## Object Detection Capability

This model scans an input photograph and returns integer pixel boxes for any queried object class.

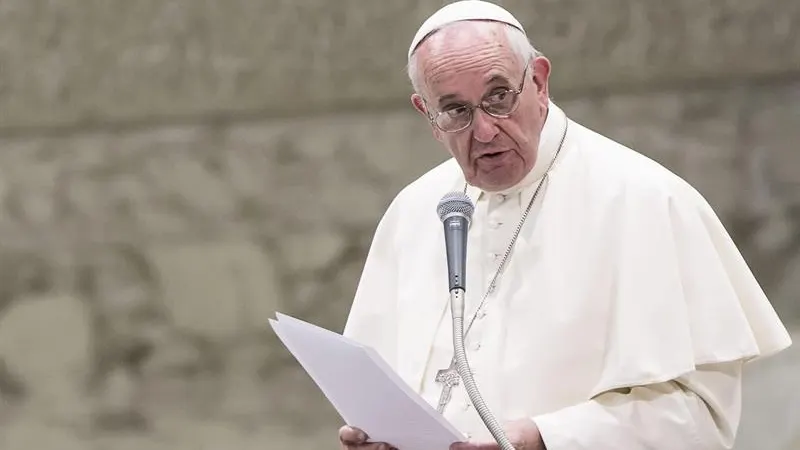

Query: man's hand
[449,418,545,450]
[339,425,398,450]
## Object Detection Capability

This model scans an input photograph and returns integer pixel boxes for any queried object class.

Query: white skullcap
[408,0,526,59]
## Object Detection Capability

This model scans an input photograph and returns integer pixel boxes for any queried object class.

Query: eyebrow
[486,74,512,85]
[437,93,460,106]
[435,73,514,106]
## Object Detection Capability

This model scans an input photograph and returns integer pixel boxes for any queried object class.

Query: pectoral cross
[435,363,461,413]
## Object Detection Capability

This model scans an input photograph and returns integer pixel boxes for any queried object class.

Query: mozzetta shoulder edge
[385,157,463,218]
[571,122,717,219]
[368,158,462,249]
[395,158,462,204]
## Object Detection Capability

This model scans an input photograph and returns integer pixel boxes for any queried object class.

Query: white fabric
[534,361,743,449]
[342,101,792,447]
[408,1,526,59]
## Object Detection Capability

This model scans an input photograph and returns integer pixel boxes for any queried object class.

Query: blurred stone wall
[0,1,797,449]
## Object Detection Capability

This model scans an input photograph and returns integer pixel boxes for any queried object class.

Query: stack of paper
[269,312,465,450]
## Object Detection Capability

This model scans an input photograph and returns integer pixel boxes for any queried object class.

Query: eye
[444,105,470,118]
[486,89,511,103]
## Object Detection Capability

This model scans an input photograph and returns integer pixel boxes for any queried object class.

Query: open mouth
[480,151,506,159]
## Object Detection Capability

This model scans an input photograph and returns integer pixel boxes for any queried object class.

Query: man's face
[411,21,551,192]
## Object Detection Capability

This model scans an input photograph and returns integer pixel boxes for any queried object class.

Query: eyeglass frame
[421,66,530,133]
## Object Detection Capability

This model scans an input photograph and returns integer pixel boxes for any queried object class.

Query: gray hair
[407,21,540,95]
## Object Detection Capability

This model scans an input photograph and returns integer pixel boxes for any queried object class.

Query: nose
[471,108,499,143]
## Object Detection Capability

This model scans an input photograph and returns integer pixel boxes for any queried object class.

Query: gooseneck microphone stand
[438,192,516,450]
[449,287,515,450]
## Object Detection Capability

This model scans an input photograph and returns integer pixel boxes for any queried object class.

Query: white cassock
[342,101,792,449]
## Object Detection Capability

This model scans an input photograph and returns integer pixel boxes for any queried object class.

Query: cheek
[499,119,531,149]
[509,105,544,145]
[445,135,471,159]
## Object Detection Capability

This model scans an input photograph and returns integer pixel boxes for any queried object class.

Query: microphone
[436,191,474,293]
[436,192,515,450]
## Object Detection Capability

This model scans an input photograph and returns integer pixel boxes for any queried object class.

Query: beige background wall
[0,1,797,449]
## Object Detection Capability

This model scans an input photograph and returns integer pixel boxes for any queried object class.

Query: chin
[476,179,516,192]
[482,171,525,191]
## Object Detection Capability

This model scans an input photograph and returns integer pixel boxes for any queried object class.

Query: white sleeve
[532,361,743,450]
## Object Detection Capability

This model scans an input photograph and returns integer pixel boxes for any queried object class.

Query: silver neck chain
[458,116,569,341]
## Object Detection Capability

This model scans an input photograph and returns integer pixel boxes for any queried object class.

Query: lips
[478,150,507,159]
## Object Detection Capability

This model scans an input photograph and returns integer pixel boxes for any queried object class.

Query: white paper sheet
[269,312,465,450]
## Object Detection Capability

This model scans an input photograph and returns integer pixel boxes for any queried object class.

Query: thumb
[339,425,368,444]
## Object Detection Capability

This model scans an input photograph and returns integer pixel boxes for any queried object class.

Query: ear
[411,93,427,116]
[530,56,551,101]
[411,93,444,141]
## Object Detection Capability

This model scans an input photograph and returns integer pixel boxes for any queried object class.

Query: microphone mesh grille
[437,191,475,222]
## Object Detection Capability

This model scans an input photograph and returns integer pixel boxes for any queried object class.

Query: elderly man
[338,1,792,449]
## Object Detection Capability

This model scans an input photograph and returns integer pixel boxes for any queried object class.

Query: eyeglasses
[424,67,529,133]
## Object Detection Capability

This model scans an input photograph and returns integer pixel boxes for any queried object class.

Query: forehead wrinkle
[416,21,519,101]
[426,51,508,95]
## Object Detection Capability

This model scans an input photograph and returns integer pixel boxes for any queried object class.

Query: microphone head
[437,191,475,223]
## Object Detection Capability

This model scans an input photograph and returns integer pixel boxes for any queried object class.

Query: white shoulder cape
[343,116,792,400]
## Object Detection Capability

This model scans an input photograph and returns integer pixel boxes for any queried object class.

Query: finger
[372,444,398,450]
[450,442,499,450]
[339,425,368,445]
[346,443,395,450]
[365,441,397,449]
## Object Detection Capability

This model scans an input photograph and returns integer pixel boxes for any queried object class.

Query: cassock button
[489,220,502,229]
[495,194,506,203]
[463,402,471,411]
[464,432,472,440]
[477,310,487,319]
[472,342,481,351]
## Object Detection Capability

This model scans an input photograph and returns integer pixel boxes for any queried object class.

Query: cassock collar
[464,100,567,202]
